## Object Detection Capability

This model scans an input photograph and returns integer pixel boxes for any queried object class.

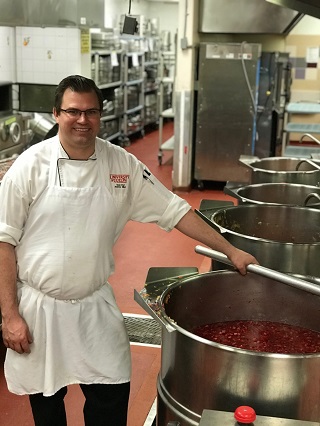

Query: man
[0,75,258,425]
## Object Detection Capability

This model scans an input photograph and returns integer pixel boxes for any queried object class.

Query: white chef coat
[0,136,191,396]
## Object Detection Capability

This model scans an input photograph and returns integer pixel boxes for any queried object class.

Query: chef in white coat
[0,75,258,426]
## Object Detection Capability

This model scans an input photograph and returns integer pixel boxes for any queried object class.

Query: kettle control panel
[199,410,320,426]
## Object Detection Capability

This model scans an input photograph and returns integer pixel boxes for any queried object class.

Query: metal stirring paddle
[195,245,320,297]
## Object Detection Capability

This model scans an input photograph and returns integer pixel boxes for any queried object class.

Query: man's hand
[228,248,259,275]
[2,314,33,354]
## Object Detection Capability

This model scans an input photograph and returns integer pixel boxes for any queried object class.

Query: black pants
[29,382,130,426]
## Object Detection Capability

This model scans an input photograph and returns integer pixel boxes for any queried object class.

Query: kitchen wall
[15,26,81,84]
[283,15,320,141]
[0,0,179,85]
[285,15,320,102]
[103,0,178,47]
[0,0,179,47]
[0,27,16,81]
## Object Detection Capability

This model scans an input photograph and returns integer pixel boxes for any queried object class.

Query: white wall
[104,0,178,44]
[104,0,147,30]
[0,27,16,82]
[289,15,320,35]
[286,15,320,103]
[147,1,179,44]
[16,26,82,84]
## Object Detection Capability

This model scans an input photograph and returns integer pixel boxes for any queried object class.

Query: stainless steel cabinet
[194,42,261,185]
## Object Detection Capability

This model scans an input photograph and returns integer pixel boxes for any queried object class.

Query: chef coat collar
[58,140,97,161]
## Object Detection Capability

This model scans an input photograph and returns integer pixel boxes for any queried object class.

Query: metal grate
[123,314,161,346]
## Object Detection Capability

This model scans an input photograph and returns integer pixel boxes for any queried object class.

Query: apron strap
[48,139,60,187]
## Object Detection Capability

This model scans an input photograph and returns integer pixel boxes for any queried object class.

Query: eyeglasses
[60,108,101,118]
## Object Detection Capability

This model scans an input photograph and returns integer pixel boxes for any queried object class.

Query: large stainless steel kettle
[239,156,320,185]
[210,204,320,277]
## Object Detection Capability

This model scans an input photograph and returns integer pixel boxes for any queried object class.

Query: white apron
[5,141,131,396]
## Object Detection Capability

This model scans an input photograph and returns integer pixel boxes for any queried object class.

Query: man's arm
[175,209,258,275]
[0,242,32,354]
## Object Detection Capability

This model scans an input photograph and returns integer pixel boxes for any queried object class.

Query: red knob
[234,406,256,424]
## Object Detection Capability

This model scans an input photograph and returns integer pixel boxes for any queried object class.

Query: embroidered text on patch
[110,174,130,188]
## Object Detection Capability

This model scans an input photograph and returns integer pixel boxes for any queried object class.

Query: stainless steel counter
[199,409,320,426]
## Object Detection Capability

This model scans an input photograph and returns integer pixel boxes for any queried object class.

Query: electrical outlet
[180,37,188,50]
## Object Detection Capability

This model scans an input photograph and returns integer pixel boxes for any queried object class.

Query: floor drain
[123,314,161,346]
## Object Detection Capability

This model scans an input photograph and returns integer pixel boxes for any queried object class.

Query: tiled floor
[0,122,234,425]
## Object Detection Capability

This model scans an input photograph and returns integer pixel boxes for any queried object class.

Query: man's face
[53,88,101,155]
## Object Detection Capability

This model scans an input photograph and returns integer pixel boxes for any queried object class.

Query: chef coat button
[234,406,256,424]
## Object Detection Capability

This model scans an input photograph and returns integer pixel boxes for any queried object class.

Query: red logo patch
[110,174,129,184]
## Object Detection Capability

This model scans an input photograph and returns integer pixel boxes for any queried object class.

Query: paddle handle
[195,245,320,297]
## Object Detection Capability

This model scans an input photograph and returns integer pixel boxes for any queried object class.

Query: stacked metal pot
[239,156,320,186]
[221,156,320,277]
[135,156,320,426]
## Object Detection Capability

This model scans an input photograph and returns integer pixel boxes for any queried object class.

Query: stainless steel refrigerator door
[194,42,261,183]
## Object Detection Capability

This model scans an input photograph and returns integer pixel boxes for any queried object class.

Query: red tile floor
[0,122,235,425]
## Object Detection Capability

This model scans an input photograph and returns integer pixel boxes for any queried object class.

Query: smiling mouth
[74,128,90,132]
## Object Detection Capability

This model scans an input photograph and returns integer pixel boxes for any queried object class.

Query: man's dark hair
[54,75,104,114]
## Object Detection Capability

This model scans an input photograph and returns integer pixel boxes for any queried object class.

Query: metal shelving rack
[144,36,160,127]
[83,29,125,144]
[281,102,320,157]
[121,50,145,145]
[91,49,124,143]
[158,51,175,165]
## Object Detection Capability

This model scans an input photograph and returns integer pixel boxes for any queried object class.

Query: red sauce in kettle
[192,320,320,354]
